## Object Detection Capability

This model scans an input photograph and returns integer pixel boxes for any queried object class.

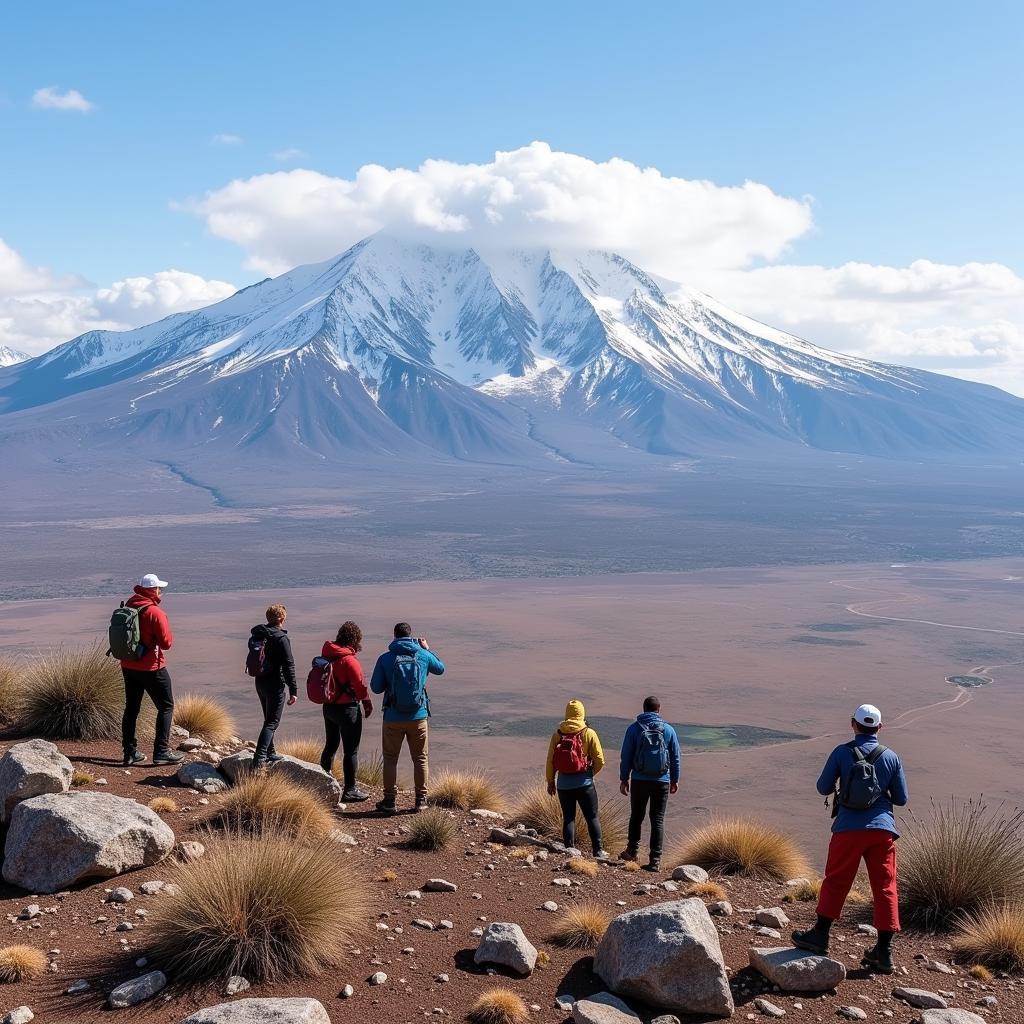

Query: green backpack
[108,602,143,661]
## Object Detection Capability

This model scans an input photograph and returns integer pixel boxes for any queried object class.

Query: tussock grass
[0,658,20,725]
[549,902,610,949]
[277,735,329,770]
[566,857,599,878]
[467,989,530,1024]
[968,963,994,981]
[685,880,728,901]
[668,818,809,881]
[210,774,336,840]
[148,796,178,814]
[508,847,535,861]
[0,945,47,983]
[953,904,1024,970]
[900,799,1024,928]
[620,860,641,872]
[429,769,506,812]
[146,831,367,981]
[18,645,126,740]
[173,694,235,744]
[357,748,384,788]
[782,876,869,905]
[405,807,457,851]
[377,869,398,883]
[511,784,627,853]
[71,769,94,787]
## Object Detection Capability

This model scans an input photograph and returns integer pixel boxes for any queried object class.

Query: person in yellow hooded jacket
[545,699,608,858]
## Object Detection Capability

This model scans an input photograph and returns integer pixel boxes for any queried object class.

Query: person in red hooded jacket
[119,573,183,767]
[319,620,373,802]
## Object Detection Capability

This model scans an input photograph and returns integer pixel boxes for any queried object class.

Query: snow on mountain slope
[1,234,1023,463]
[0,347,30,368]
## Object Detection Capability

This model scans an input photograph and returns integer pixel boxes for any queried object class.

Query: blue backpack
[387,649,429,716]
[633,721,669,776]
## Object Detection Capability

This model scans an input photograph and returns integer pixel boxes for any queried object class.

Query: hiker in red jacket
[319,620,374,802]
[119,573,183,767]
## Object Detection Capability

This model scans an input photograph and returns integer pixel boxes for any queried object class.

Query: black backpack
[833,741,888,815]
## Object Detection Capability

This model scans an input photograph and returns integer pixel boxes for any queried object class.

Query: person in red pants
[792,703,908,973]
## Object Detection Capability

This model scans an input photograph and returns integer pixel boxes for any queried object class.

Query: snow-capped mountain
[1,234,1023,463]
[0,346,30,368]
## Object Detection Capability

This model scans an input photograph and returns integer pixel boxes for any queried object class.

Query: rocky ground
[0,735,1018,1024]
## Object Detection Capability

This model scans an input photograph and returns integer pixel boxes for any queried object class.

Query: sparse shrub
[71,769,94,787]
[900,799,1024,928]
[953,904,1024,970]
[535,948,550,966]
[148,796,178,814]
[511,785,627,853]
[668,818,808,881]
[210,774,336,840]
[405,807,457,851]
[430,769,506,812]
[173,694,235,744]
[0,945,47,983]
[378,869,398,883]
[146,831,367,981]
[968,963,994,981]
[18,645,125,740]
[549,902,610,949]
[621,860,641,872]
[783,877,869,905]
[508,847,534,861]
[467,989,530,1024]
[0,658,21,725]
[357,748,384,788]
[566,857,599,878]
[685,880,728,901]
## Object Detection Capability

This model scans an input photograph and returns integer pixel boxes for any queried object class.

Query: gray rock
[219,750,343,806]
[651,1016,682,1024]
[555,995,576,1011]
[179,737,207,751]
[107,886,134,903]
[785,877,811,887]
[543,900,559,912]
[928,960,956,974]
[894,988,948,1010]
[2,1009,33,1024]
[916,1013,987,1024]
[3,792,174,893]
[755,926,783,938]
[108,970,168,1008]
[474,921,538,976]
[749,947,846,993]
[671,864,709,884]
[572,992,640,1024]
[66,980,90,994]
[139,880,165,895]
[330,831,358,846]
[412,919,434,930]
[178,998,331,1023]
[340,985,355,998]
[224,976,250,995]
[489,827,516,844]
[755,907,790,929]
[176,840,206,862]
[423,878,457,892]
[0,739,73,821]
[754,998,786,1018]
[470,808,502,819]
[709,900,733,916]
[837,1009,866,1021]
[594,898,734,1018]
[177,761,228,795]
[369,971,387,986]
[975,996,997,1008]
[857,923,878,937]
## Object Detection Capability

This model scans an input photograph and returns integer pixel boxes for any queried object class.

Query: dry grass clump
[377,869,398,883]
[566,857,599,878]
[782,876,869,905]
[173,694,235,744]
[0,945,47,983]
[549,902,610,949]
[511,785,627,853]
[357,748,384,788]
[968,963,994,981]
[277,735,329,770]
[467,988,530,1024]
[953,904,1024,970]
[621,860,641,872]
[685,880,728,901]
[429,769,506,812]
[405,807,457,851]
[71,769,94,787]
[210,774,336,840]
[147,831,366,981]
[0,658,20,725]
[508,847,535,861]
[900,799,1024,928]
[668,818,808,881]
[148,796,178,814]
[18,645,125,740]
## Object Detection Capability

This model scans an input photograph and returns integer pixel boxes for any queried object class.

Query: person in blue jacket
[370,622,445,815]
[618,695,681,871]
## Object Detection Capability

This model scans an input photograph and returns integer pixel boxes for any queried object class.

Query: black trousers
[557,783,603,854]
[321,702,362,790]
[122,667,174,756]
[254,677,288,760]
[628,779,671,858]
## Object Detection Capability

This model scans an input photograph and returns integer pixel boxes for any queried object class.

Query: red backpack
[306,655,340,704]
[552,730,589,774]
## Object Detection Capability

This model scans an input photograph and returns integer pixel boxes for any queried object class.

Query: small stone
[19,904,41,920]
[108,887,134,904]
[709,900,733,916]
[572,992,640,1024]
[555,995,576,1011]
[651,1017,681,1024]
[785,877,811,887]
[857,923,878,937]
[836,1008,866,1021]
[753,998,786,1018]
[436,974,449,984]
[438,920,454,929]
[139,880,165,895]
[340,984,355,998]
[976,995,998,1008]
[2,1009,33,1024]
[225,975,250,995]
[552,877,572,887]
[115,921,134,932]
[928,960,956,974]
[108,970,167,1008]
[66,980,90,994]
[369,971,387,986]
[412,919,434,930]
[179,737,207,751]
[543,901,559,912]
[893,988,948,1010]
[671,864,710,884]
[754,907,790,929]
[176,840,206,862]
[755,926,782,938]
[404,890,422,900]
[423,878,457,892]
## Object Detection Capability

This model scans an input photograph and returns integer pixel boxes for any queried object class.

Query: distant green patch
[806,622,878,633]
[947,674,990,688]
[790,634,866,647]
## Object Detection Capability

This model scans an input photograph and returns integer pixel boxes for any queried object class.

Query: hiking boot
[619,846,639,863]
[594,849,611,861]
[792,924,831,956]
[152,750,184,766]
[375,798,397,816]
[861,942,895,974]
[266,751,285,763]
[413,794,428,812]
[123,749,145,767]
[342,787,370,803]
[642,857,662,872]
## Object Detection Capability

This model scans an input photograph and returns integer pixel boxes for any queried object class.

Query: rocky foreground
[0,735,1017,1024]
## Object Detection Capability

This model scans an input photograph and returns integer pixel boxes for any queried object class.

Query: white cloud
[0,238,84,295]
[272,147,307,162]
[212,133,243,145]
[94,270,236,322]
[186,141,814,277]
[32,86,94,112]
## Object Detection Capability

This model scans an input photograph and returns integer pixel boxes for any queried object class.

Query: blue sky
[3,1,1024,390]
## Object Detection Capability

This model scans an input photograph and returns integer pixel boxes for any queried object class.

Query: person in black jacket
[250,603,297,769]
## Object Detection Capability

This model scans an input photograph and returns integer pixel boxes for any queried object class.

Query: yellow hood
[559,699,587,734]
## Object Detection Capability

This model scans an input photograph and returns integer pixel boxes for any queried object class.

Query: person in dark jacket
[793,703,908,973]
[319,620,374,802]
[119,573,183,767]
[250,603,297,770]
[618,695,681,871]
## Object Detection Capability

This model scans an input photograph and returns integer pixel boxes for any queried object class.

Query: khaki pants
[382,719,429,800]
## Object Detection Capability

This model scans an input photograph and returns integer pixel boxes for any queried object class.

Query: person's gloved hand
[362,699,373,719]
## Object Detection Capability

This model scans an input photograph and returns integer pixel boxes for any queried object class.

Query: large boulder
[3,792,175,893]
[179,998,331,1024]
[916,1012,987,1024]
[218,751,343,806]
[474,922,538,976]
[748,947,846,992]
[0,739,73,821]
[593,898,734,1019]
[177,761,228,794]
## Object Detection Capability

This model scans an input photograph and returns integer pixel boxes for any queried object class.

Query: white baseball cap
[853,703,882,727]
[138,573,169,589]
